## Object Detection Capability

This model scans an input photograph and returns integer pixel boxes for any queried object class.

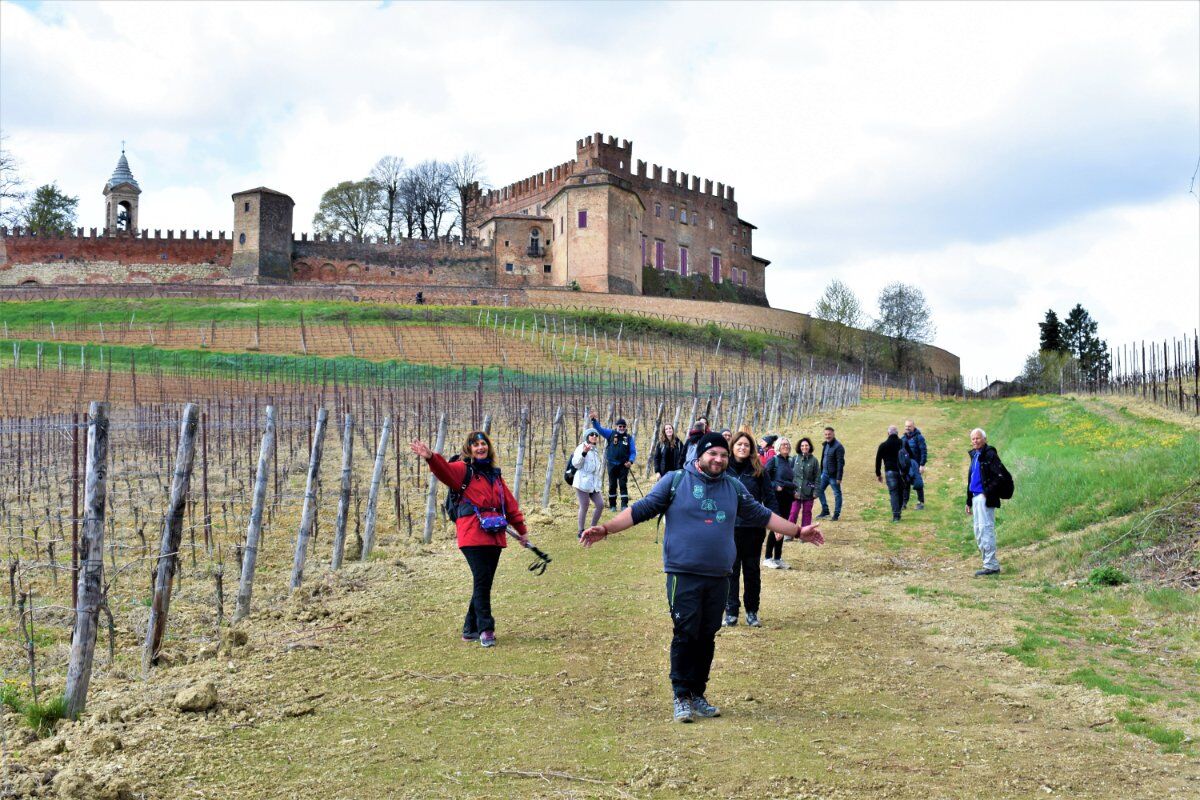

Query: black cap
[695,432,729,458]
[763,434,779,447]
[616,418,627,426]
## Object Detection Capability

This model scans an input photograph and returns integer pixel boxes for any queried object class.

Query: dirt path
[8,401,1195,799]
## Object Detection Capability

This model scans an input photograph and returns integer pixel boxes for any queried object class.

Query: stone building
[2,135,770,304]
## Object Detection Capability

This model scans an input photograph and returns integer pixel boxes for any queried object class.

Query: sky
[1,0,1197,382]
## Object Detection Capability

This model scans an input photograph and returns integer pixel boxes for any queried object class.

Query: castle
[0,133,770,305]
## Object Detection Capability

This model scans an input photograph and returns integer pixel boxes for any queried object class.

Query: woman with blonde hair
[410,431,528,648]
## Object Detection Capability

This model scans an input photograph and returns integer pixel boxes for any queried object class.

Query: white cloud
[1,0,1197,379]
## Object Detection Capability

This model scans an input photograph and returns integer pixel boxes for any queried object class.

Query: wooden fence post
[331,413,354,569]
[361,416,392,559]
[422,413,448,544]
[63,401,109,720]
[542,406,563,508]
[234,406,275,623]
[290,408,329,589]
[513,407,530,501]
[143,403,199,672]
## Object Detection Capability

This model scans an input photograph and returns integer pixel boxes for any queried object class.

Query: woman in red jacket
[410,431,528,648]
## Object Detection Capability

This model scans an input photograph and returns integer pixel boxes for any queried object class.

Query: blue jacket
[589,417,637,466]
[902,428,927,468]
[630,462,774,577]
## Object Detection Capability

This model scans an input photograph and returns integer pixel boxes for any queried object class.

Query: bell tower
[103,145,141,233]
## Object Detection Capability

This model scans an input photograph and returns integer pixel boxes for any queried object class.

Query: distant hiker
[415,291,425,305]
[580,432,823,723]
[725,431,774,626]
[901,419,928,510]
[410,432,528,648]
[653,423,685,479]
[588,414,637,510]
[571,428,606,539]
[874,425,906,523]
[788,437,820,532]
[683,417,708,463]
[758,434,778,466]
[763,438,796,569]
[720,428,733,445]
[816,426,845,521]
[965,428,1006,576]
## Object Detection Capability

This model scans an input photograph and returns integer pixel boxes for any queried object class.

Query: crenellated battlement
[477,159,580,208]
[1,226,231,242]
[293,232,490,251]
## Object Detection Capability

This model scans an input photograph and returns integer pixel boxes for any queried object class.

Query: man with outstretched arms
[580,432,823,723]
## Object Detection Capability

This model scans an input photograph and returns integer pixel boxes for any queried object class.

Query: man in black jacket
[874,425,905,522]
[965,427,1003,576]
[816,427,845,520]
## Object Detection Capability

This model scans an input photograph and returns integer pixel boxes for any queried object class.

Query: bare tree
[0,132,24,227]
[872,282,936,372]
[370,156,405,243]
[812,279,863,359]
[448,152,488,241]
[312,179,381,242]
[410,160,454,239]
[398,171,420,239]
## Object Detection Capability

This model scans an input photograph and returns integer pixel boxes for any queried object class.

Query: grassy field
[2,394,1197,799]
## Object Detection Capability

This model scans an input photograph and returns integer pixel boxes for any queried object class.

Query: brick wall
[291,238,496,286]
[0,231,232,285]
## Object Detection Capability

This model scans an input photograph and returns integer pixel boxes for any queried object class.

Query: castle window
[505,262,514,272]
[578,210,587,228]
[741,269,747,287]
[529,228,541,254]
[244,202,250,212]
[560,216,564,233]
[655,240,665,270]
[654,203,661,218]
[543,264,552,274]
[641,235,647,266]
[679,246,688,275]
[504,240,509,247]
[668,206,675,221]
[238,233,246,244]
[711,255,721,284]
[680,210,687,224]
[708,218,713,230]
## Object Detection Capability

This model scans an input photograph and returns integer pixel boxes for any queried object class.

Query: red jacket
[426,453,527,548]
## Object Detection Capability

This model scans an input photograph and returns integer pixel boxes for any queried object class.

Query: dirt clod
[174,680,218,712]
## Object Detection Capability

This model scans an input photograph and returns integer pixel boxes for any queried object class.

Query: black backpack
[994,456,1015,500]
[563,460,578,488]
[442,455,473,521]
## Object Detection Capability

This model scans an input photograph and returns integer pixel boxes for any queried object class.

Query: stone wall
[0,230,232,285]
[291,238,496,286]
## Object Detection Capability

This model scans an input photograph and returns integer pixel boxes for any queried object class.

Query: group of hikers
[408,409,1012,723]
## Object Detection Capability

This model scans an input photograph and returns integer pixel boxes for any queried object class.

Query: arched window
[116,201,133,231]
[529,228,541,255]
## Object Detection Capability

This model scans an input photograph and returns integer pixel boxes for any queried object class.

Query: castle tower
[103,147,141,233]
[231,187,295,283]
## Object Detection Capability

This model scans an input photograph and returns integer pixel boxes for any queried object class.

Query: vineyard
[1,299,1195,799]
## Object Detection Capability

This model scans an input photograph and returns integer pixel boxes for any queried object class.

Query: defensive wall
[0,281,961,378]
[0,228,232,284]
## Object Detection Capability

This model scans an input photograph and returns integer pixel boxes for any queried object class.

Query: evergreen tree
[1060,304,1110,384]
[21,183,77,234]
[1038,309,1066,353]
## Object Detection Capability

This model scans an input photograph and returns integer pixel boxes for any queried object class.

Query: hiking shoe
[916,502,925,510]
[891,517,901,523]
[722,613,738,627]
[974,568,1001,577]
[462,631,480,642]
[673,696,695,723]
[816,511,830,519]
[690,695,721,718]
[776,559,790,570]
[762,558,776,569]
[831,515,840,521]
[745,612,761,627]
[480,630,496,647]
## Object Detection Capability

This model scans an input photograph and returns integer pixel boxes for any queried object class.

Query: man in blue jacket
[580,432,823,723]
[901,419,928,510]
[588,414,637,511]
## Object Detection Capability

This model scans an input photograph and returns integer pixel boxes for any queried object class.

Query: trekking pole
[507,526,552,575]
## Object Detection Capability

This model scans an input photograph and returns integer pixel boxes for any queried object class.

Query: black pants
[727,527,766,615]
[901,466,925,507]
[461,545,502,635]
[666,572,728,699]
[607,463,630,508]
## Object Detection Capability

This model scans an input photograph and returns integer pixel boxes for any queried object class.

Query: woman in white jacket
[572,428,606,539]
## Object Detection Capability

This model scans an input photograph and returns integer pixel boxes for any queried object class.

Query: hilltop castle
[0,133,770,305]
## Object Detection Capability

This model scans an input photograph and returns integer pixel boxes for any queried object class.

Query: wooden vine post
[330,413,354,569]
[541,406,563,508]
[234,406,275,623]
[290,408,329,589]
[422,413,448,544]
[360,416,392,559]
[64,401,110,720]
[512,406,530,501]
[143,403,200,673]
